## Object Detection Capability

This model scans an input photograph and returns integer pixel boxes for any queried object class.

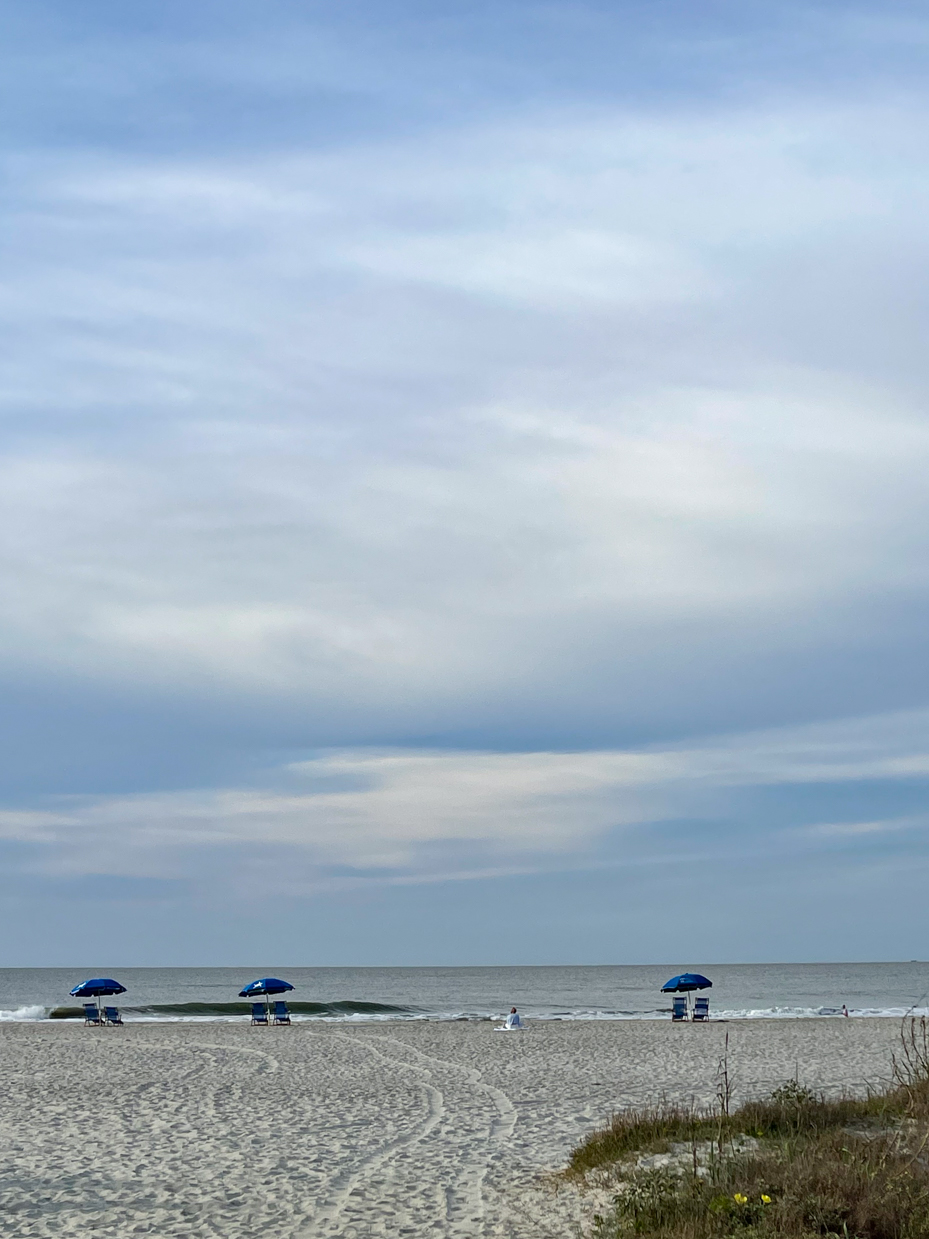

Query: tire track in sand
[298,1033,445,1236]
[141,1039,280,1072]
[375,1035,517,1137]
[369,1035,518,1232]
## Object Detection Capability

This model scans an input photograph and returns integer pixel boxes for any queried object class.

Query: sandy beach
[0,1018,905,1238]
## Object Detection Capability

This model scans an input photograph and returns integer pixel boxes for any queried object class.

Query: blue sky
[3,0,929,964]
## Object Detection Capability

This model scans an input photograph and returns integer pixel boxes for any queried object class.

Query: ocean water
[1,962,929,1023]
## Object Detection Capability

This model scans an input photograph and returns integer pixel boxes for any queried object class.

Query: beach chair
[671,996,688,1021]
[250,1002,269,1025]
[83,1003,101,1026]
[104,1006,123,1026]
[692,996,709,1022]
[272,1001,291,1025]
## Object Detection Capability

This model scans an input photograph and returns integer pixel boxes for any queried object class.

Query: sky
[2,0,929,965]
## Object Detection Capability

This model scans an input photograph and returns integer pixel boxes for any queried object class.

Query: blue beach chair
[692,996,710,1022]
[83,1003,101,1026]
[250,1002,269,1025]
[104,1007,123,1026]
[671,996,688,1021]
[272,1001,291,1025]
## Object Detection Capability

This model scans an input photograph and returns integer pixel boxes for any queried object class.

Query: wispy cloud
[3,708,928,895]
[801,816,926,838]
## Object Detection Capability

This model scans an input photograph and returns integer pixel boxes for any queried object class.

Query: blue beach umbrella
[70,978,126,1024]
[238,978,294,998]
[661,973,712,993]
[70,978,127,999]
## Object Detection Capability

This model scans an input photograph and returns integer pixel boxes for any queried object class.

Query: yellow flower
[733,1193,748,1205]
[761,1195,772,1204]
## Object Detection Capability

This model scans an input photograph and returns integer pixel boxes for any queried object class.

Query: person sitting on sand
[505,1007,522,1029]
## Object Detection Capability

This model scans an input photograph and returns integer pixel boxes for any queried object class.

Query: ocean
[1,962,929,1023]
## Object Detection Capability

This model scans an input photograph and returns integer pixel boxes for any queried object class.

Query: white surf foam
[0,1005,47,1022]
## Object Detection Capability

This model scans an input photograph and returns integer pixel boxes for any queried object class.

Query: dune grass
[567,1018,929,1239]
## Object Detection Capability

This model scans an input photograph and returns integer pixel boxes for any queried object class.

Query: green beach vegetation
[567,1020,929,1239]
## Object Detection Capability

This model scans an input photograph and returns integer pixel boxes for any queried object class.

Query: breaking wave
[0,1004,46,1022]
[46,999,418,1021]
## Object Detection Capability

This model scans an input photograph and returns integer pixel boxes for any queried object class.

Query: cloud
[4,5,929,960]
[2,96,929,739]
[802,816,925,838]
[3,707,928,893]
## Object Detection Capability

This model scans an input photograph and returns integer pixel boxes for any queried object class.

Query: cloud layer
[2,1,929,960]
[5,100,929,723]
[4,709,929,903]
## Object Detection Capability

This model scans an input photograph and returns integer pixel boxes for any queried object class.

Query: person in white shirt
[505,1007,522,1029]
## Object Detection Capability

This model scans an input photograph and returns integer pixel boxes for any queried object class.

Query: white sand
[0,1018,904,1238]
